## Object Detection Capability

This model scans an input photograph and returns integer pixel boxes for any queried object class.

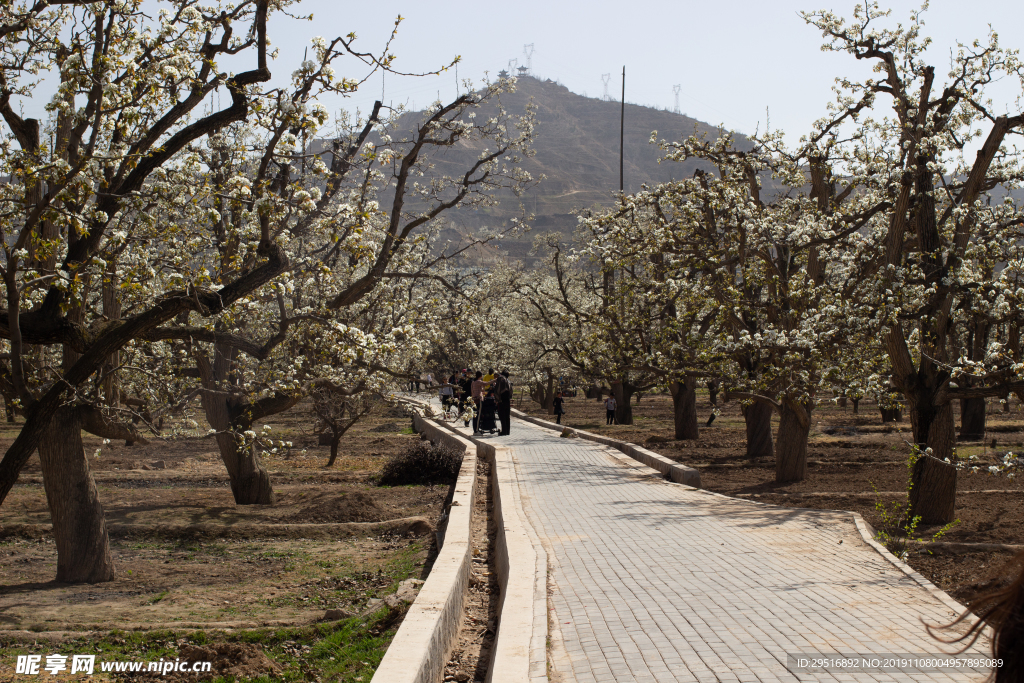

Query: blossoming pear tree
[801,2,1024,520]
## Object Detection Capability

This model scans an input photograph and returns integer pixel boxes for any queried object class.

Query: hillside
[389,76,751,265]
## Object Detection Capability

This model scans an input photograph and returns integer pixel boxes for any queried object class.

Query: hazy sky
[261,0,1024,141]
[12,1,1024,145]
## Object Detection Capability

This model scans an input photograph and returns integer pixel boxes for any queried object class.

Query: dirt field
[0,400,451,682]
[516,390,1024,605]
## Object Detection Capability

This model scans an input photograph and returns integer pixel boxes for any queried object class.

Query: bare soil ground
[517,391,1024,605]
[0,399,454,681]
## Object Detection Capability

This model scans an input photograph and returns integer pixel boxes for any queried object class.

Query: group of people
[439,368,514,436]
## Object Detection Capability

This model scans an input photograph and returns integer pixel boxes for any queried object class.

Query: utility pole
[619,66,625,197]
[601,73,611,100]
[673,84,681,114]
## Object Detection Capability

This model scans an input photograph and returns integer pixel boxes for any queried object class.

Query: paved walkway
[433,404,989,682]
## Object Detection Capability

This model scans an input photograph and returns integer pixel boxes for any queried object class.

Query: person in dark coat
[494,370,513,435]
[553,391,565,425]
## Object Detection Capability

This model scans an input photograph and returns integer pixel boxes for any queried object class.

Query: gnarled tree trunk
[742,401,774,460]
[901,388,958,523]
[202,391,275,505]
[909,454,957,524]
[38,406,114,583]
[669,377,698,440]
[776,400,811,483]
[959,397,986,441]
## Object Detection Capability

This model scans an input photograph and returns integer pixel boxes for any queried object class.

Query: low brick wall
[510,408,702,489]
[370,412,477,683]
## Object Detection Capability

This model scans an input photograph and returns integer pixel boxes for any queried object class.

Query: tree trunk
[959,397,986,441]
[851,397,859,414]
[543,370,556,414]
[669,378,698,440]
[909,398,956,463]
[742,401,774,460]
[909,454,957,524]
[776,401,811,483]
[611,381,634,425]
[327,431,342,467]
[836,396,847,408]
[4,398,15,422]
[880,406,902,422]
[706,380,719,407]
[38,407,115,583]
[201,392,274,505]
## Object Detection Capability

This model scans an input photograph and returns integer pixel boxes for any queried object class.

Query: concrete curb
[476,440,549,683]
[371,412,477,683]
[510,408,702,489]
[401,398,549,683]
[849,513,969,617]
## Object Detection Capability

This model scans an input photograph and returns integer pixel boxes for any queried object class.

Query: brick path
[460,416,989,683]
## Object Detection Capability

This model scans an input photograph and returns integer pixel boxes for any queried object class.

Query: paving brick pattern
[490,420,988,683]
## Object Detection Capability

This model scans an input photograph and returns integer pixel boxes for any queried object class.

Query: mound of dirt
[184,643,280,679]
[119,643,280,682]
[370,422,405,433]
[287,491,386,524]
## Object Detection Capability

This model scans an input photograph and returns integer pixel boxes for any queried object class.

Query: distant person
[933,551,1024,682]
[483,368,496,382]
[604,395,617,425]
[479,389,499,434]
[494,370,513,435]
[439,373,454,408]
[553,391,565,425]
[458,369,472,411]
[471,371,489,434]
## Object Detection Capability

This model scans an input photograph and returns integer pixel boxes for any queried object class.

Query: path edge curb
[849,512,969,616]
[402,399,549,682]
[371,411,477,683]
[509,408,701,488]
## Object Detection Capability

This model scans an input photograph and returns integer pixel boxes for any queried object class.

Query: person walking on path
[438,372,455,409]
[471,371,490,434]
[553,391,565,425]
[604,394,617,425]
[494,370,513,435]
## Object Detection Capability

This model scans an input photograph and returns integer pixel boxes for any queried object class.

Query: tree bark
[742,401,774,460]
[851,397,860,414]
[201,392,274,505]
[543,370,556,414]
[327,431,342,467]
[38,406,115,583]
[959,397,986,441]
[880,406,902,422]
[706,380,719,407]
[909,397,956,463]
[611,381,634,425]
[909,454,957,524]
[776,401,811,483]
[669,378,698,440]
